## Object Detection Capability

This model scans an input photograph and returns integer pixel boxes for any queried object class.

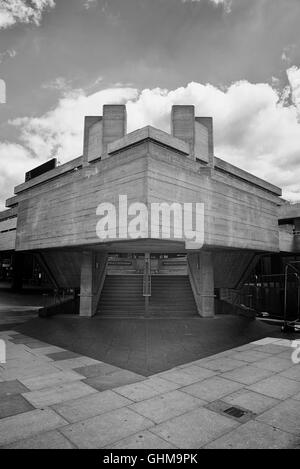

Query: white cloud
[0,0,55,30]
[0,142,34,210]
[182,0,232,13]
[287,66,300,115]
[83,0,98,10]
[2,67,300,209]
[0,49,17,64]
[42,77,71,91]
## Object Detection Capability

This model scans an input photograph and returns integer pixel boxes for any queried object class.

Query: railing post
[143,253,151,317]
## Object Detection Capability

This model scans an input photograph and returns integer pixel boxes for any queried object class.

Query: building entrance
[97,253,197,318]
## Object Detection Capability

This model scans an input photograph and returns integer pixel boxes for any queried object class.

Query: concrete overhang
[278,203,300,221]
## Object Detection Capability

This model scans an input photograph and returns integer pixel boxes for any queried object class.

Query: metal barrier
[283,261,300,332]
[143,254,152,298]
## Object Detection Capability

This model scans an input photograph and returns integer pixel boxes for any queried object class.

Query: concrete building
[0,104,298,319]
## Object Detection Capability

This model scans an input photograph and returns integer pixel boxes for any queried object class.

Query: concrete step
[98,274,197,318]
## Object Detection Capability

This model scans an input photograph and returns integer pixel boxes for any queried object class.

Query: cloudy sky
[0,0,300,209]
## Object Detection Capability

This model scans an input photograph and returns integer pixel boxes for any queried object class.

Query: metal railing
[143,254,152,297]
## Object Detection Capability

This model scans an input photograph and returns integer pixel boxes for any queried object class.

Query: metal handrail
[283,262,300,329]
[143,256,151,297]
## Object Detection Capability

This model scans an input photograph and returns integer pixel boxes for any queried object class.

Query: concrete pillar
[80,251,96,317]
[102,105,127,155]
[171,105,195,158]
[188,252,215,317]
[79,251,108,317]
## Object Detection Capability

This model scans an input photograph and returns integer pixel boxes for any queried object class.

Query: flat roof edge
[214,157,282,196]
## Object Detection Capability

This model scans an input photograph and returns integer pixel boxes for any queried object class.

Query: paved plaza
[0,331,299,449]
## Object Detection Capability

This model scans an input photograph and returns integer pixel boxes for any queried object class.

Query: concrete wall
[0,214,17,251]
[147,144,280,252]
[14,145,148,251]
[11,138,280,253]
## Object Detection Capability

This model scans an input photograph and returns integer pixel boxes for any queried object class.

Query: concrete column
[79,251,108,317]
[171,105,195,158]
[102,105,127,155]
[188,252,215,317]
[79,251,95,317]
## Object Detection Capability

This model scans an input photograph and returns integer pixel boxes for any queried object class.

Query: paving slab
[84,369,145,392]
[74,363,121,378]
[277,349,296,360]
[19,370,85,391]
[256,399,300,435]
[222,389,280,414]
[254,356,294,372]
[52,390,131,423]
[278,366,300,382]
[24,342,52,349]
[198,357,246,372]
[205,420,298,449]
[0,380,29,397]
[22,381,97,408]
[114,377,180,402]
[47,351,81,361]
[61,407,154,449]
[28,346,66,355]
[247,375,300,400]
[4,430,75,449]
[0,364,62,381]
[158,367,216,386]
[130,390,206,424]
[252,344,290,355]
[251,338,280,345]
[52,357,101,370]
[228,350,272,363]
[221,364,275,385]
[150,407,238,449]
[182,376,243,402]
[0,394,34,419]
[108,431,176,449]
[0,409,68,447]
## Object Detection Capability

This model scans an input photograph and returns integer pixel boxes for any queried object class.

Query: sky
[0,0,300,209]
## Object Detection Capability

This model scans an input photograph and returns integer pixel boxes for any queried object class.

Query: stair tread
[98,274,197,318]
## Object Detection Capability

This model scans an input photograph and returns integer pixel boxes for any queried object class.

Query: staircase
[97,274,198,318]
[149,276,198,317]
[97,275,144,317]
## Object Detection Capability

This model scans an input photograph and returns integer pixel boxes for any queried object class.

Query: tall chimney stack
[171,105,195,158]
[102,104,127,155]
[171,105,214,166]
